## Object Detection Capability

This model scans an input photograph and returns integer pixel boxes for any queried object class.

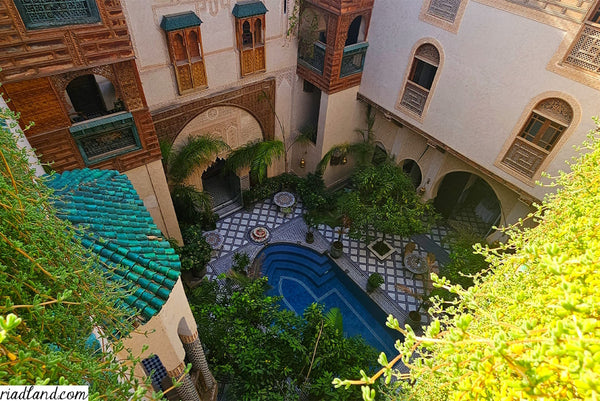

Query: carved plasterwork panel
[152,0,231,16]
[415,44,440,65]
[536,98,573,125]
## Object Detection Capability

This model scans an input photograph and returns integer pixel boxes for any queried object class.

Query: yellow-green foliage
[336,123,600,400]
[0,107,151,399]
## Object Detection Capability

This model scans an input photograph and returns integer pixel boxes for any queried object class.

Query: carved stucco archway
[172,105,264,191]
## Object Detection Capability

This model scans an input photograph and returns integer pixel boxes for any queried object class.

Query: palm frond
[171,184,213,223]
[324,307,344,333]
[159,139,173,168]
[226,140,284,184]
[168,135,229,184]
[225,140,261,173]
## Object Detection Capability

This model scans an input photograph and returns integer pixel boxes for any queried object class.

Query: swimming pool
[257,243,400,356]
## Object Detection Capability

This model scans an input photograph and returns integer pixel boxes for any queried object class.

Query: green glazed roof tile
[232,0,267,18]
[47,168,181,323]
[160,11,202,31]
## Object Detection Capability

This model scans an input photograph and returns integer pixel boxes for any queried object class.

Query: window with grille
[501,98,573,178]
[69,112,142,165]
[398,43,441,117]
[427,0,462,22]
[14,0,101,30]
[563,3,600,73]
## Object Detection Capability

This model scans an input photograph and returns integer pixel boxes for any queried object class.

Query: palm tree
[225,139,285,185]
[161,135,229,223]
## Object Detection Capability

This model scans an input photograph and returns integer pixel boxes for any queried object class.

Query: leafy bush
[335,125,600,400]
[338,161,438,240]
[242,173,302,205]
[175,225,212,273]
[231,252,250,274]
[188,277,377,400]
[429,227,490,302]
[0,108,149,398]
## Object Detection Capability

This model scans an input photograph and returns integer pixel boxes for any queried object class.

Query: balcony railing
[69,112,141,165]
[298,41,326,74]
[339,41,368,77]
[565,22,600,73]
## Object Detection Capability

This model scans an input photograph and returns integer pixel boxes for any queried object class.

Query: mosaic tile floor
[205,197,461,319]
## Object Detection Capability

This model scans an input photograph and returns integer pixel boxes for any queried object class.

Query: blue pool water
[258,243,400,356]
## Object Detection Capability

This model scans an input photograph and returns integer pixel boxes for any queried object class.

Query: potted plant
[367,272,384,293]
[330,215,350,259]
[303,212,316,244]
[404,300,427,332]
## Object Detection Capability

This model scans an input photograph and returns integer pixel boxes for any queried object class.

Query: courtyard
[204,195,459,323]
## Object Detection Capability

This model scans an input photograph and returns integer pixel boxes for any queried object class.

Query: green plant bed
[367,239,396,260]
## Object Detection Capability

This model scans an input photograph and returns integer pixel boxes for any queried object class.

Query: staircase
[213,196,242,219]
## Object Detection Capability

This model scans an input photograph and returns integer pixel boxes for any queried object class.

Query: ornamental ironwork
[427,0,461,23]
[14,0,101,30]
[340,41,369,77]
[70,112,141,165]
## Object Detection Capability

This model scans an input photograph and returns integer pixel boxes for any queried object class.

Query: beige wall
[125,159,183,244]
[316,87,364,186]
[359,0,600,200]
[121,278,197,378]
[121,0,298,111]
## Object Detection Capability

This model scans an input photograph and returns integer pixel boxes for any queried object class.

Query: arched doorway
[400,159,422,188]
[201,158,240,209]
[173,106,264,214]
[434,172,501,237]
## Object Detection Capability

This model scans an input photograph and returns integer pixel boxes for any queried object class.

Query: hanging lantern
[299,157,306,168]
[341,155,347,165]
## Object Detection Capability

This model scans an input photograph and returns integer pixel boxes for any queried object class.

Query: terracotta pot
[405,310,421,331]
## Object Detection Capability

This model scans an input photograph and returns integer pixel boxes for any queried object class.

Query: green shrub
[232,252,250,274]
[176,225,213,273]
[367,273,384,293]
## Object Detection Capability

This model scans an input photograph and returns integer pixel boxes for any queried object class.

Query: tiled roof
[232,0,268,18]
[47,169,181,322]
[160,11,202,32]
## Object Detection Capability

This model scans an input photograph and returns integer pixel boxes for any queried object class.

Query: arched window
[501,98,573,178]
[242,21,253,47]
[66,74,122,122]
[397,42,441,118]
[188,31,201,60]
[232,1,267,77]
[173,34,187,62]
[254,19,263,45]
[345,16,363,46]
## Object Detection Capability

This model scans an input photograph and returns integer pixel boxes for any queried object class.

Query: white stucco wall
[360,0,600,200]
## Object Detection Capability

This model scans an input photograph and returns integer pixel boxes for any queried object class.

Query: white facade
[360,0,599,201]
